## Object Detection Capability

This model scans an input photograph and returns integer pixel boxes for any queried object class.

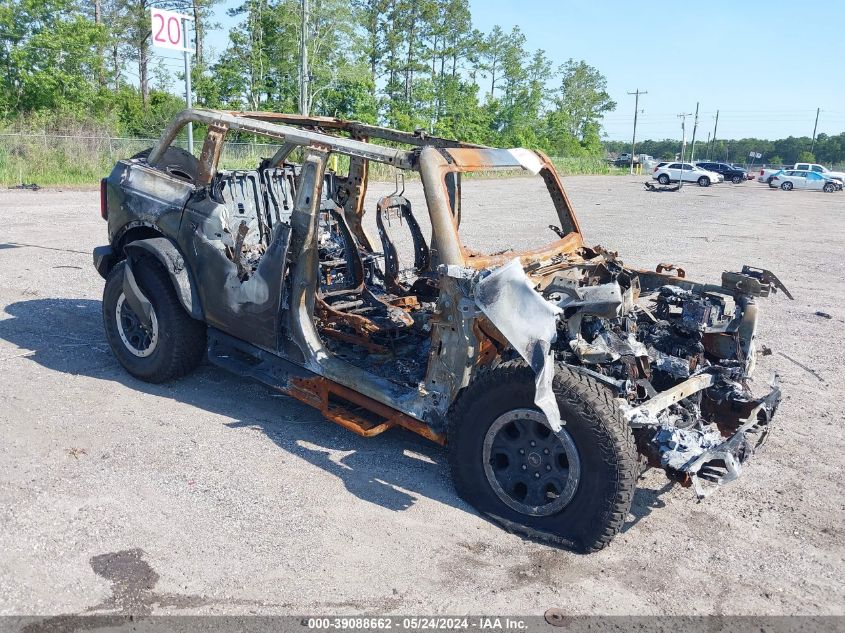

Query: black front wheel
[731,175,742,184]
[823,182,836,193]
[448,363,637,552]
[103,259,207,383]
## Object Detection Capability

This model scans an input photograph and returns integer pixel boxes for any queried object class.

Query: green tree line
[603,134,845,167]
[0,0,617,156]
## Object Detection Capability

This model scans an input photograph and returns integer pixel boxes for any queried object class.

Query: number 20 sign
[150,8,192,52]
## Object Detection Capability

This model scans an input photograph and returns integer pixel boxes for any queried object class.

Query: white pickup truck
[758,163,845,184]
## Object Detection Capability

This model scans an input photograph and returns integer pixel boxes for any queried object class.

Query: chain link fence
[0,133,286,187]
[0,132,624,187]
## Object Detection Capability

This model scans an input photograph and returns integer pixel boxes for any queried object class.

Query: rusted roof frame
[147,108,418,172]
[149,109,552,181]
[227,111,489,149]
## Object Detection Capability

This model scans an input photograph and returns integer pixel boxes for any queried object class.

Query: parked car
[652,162,723,186]
[759,163,845,185]
[613,153,653,167]
[93,108,790,552]
[695,161,747,184]
[769,169,842,192]
[794,163,845,182]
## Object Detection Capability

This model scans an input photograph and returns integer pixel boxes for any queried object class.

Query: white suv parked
[653,162,724,187]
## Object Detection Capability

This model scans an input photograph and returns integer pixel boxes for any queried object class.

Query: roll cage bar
[147,108,492,185]
[146,108,582,267]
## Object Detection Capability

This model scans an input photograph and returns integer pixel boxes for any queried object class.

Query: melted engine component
[537,249,783,496]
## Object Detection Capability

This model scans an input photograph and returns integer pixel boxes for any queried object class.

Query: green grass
[0,134,628,187]
[0,134,155,186]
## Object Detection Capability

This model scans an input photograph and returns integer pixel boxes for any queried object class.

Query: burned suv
[93,109,790,552]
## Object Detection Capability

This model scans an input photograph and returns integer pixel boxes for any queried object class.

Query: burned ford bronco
[93,109,791,552]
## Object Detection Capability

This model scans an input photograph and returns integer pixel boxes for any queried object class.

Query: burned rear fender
[93,245,116,279]
[123,237,203,320]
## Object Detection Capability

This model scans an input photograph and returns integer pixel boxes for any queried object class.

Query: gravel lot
[0,175,843,617]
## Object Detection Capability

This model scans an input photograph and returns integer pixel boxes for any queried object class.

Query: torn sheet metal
[474,258,564,430]
[570,334,619,364]
[507,148,543,175]
[648,346,690,379]
[571,330,648,364]
[553,282,626,318]
[654,424,724,471]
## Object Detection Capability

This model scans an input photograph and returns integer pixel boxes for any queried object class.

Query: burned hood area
[511,247,790,498]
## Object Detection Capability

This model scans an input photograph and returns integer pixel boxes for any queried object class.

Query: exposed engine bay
[474,247,790,499]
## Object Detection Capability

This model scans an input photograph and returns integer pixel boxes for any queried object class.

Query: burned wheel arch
[123,237,203,320]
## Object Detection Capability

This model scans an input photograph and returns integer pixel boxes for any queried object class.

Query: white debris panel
[473,258,564,431]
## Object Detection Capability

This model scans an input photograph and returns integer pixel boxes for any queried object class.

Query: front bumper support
[621,371,781,498]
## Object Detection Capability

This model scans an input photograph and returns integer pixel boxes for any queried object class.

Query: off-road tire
[698,176,710,187]
[447,362,637,553]
[103,259,206,383]
[657,174,670,185]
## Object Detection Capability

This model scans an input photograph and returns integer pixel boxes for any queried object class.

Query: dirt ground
[0,175,843,617]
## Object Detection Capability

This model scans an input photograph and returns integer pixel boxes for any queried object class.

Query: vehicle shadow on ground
[0,297,666,539]
[0,297,463,516]
[623,480,675,533]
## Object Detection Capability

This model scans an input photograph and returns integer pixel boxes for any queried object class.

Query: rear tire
[781,181,793,191]
[448,362,637,552]
[698,176,710,187]
[657,174,670,185]
[103,259,206,383]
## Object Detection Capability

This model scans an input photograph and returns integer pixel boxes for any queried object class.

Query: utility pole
[677,111,693,189]
[627,89,647,175]
[299,0,309,115]
[811,107,821,155]
[182,16,193,154]
[705,131,710,159]
[689,102,700,163]
[709,109,719,162]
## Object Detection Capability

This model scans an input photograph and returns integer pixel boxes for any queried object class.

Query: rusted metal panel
[288,376,445,444]
[444,148,524,170]
[196,122,228,184]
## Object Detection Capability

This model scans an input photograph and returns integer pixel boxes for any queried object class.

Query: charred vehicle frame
[93,108,791,551]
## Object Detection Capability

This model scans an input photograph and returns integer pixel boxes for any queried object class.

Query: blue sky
[155,0,841,141]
